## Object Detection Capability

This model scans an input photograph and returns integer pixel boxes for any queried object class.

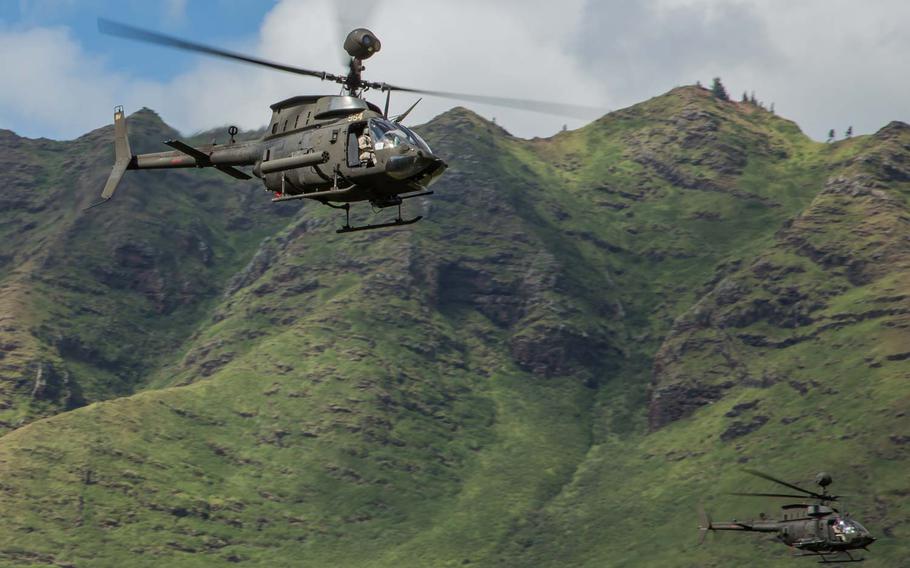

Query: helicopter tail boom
[93,107,261,207]
[697,504,780,542]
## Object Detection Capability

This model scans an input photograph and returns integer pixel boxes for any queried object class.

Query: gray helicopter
[699,470,875,563]
[95,20,599,233]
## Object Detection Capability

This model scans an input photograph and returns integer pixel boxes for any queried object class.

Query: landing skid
[337,215,422,234]
[334,203,422,234]
[792,551,864,563]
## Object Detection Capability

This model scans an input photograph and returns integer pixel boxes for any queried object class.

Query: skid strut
[335,202,422,233]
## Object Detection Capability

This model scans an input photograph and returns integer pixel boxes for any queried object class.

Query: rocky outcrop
[1,87,909,567]
[29,361,84,410]
[0,111,289,429]
[647,124,910,430]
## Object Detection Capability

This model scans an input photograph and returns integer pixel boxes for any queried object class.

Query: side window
[294,115,299,129]
[347,126,360,167]
[347,123,372,168]
[283,119,288,132]
[271,123,278,135]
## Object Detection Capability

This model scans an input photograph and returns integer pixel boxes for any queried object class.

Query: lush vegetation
[0,86,907,566]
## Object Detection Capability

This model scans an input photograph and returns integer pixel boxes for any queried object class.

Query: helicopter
[94,19,600,233]
[698,470,875,563]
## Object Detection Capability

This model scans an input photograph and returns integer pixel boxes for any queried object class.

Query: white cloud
[0,0,907,141]
[146,0,607,138]
[575,0,779,101]
[573,0,910,139]
[744,0,910,138]
[0,26,125,138]
[338,0,609,136]
[0,0,609,139]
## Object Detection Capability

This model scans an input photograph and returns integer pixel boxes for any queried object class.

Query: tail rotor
[697,504,713,545]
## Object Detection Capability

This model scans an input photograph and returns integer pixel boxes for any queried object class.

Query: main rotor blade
[729,492,817,500]
[381,83,604,120]
[98,19,341,83]
[743,469,822,498]
[97,18,605,120]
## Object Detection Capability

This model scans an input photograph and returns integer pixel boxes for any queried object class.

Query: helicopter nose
[386,150,443,181]
[386,154,422,179]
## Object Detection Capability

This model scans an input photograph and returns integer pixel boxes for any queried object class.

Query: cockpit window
[832,519,866,539]
[848,520,867,534]
[369,119,432,153]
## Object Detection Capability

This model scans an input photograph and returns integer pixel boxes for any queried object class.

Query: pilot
[832,520,847,542]
[358,129,374,166]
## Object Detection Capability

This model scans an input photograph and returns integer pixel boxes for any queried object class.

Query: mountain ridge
[0,85,907,567]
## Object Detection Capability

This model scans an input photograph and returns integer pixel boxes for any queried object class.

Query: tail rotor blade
[697,504,712,546]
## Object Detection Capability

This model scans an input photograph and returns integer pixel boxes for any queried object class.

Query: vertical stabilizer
[100,106,133,200]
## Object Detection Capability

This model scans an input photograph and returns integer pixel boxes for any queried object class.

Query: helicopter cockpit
[348,118,435,171]
[343,118,443,184]
[830,519,872,543]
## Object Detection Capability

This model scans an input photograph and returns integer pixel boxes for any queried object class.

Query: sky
[0,0,907,141]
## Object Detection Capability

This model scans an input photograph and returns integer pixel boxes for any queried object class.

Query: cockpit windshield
[369,119,433,154]
[832,519,867,539]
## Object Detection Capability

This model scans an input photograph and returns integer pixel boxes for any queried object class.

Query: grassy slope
[0,110,289,431]
[0,87,907,567]
[493,108,910,566]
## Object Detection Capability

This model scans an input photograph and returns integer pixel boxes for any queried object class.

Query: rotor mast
[342,28,381,97]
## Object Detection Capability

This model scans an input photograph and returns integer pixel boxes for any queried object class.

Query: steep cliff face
[649,121,910,429]
[0,87,907,567]
[0,110,288,431]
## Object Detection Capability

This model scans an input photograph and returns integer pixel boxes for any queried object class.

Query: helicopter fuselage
[699,470,877,562]
[252,95,446,204]
[100,95,447,231]
[704,504,875,558]
[95,20,594,230]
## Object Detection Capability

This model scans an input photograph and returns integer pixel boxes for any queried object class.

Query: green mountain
[0,110,289,429]
[0,86,907,567]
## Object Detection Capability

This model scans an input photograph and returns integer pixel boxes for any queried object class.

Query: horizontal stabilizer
[215,165,252,180]
[164,139,251,180]
[164,139,210,161]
